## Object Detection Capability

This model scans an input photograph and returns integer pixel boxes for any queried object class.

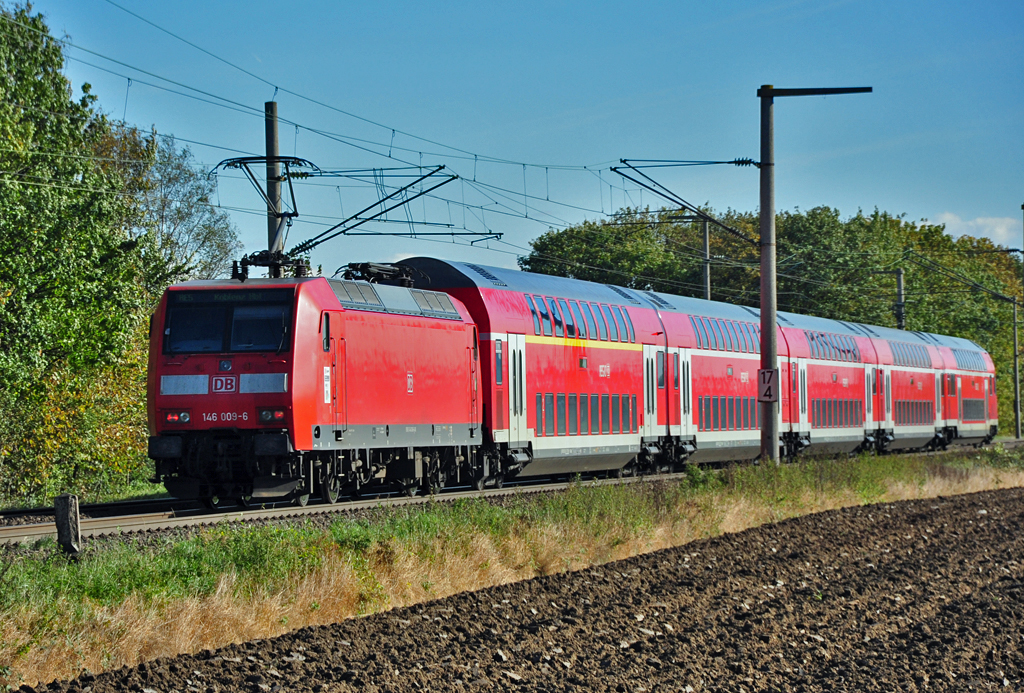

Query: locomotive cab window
[164,289,293,354]
[322,313,330,352]
[495,339,503,385]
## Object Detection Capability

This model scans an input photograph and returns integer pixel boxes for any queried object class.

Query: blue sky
[29,0,1024,273]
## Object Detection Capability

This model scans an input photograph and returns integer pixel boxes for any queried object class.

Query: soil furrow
[41,487,1024,693]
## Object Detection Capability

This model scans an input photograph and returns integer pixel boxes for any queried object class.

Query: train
[147,257,998,507]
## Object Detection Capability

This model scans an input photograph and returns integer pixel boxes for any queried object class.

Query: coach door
[507,334,528,447]
[884,368,893,429]
[667,347,681,435]
[642,344,660,440]
[794,358,808,433]
[679,348,693,437]
[956,375,963,422]
[864,364,873,429]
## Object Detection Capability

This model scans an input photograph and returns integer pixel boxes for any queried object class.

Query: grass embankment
[3,446,1024,688]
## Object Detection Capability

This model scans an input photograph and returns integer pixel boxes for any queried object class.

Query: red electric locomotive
[147,257,998,505]
[147,274,480,507]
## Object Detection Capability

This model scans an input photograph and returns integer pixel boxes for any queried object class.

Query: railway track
[0,472,684,546]
[3,437,1021,547]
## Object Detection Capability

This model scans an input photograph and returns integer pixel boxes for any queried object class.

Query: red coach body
[146,258,997,505]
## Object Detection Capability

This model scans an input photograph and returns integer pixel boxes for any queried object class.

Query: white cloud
[929,212,1023,247]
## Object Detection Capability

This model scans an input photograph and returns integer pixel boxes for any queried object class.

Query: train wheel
[293,492,310,507]
[320,475,341,504]
[493,474,504,490]
[423,468,446,496]
[240,495,256,509]
[473,476,486,492]
[202,495,225,510]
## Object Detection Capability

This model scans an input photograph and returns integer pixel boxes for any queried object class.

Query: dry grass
[3,448,1023,688]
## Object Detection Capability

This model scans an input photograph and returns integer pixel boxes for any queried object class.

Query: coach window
[601,394,611,433]
[712,319,729,351]
[622,308,636,342]
[579,394,589,434]
[724,322,740,352]
[570,301,587,339]
[548,298,564,338]
[495,339,503,385]
[611,394,620,434]
[556,394,567,435]
[698,317,715,350]
[601,305,620,341]
[525,295,541,335]
[673,353,680,390]
[736,322,750,352]
[696,318,711,350]
[712,396,720,430]
[741,323,755,354]
[712,319,726,350]
[558,299,576,338]
[568,394,578,435]
[689,316,703,349]
[545,393,555,436]
[591,303,609,340]
[708,319,724,351]
[657,352,666,389]
[582,303,599,340]
[534,296,552,336]
[321,313,330,352]
[591,394,600,433]
[535,393,543,435]
[611,306,629,342]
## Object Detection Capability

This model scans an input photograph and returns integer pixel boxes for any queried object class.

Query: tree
[0,4,147,391]
[134,135,241,297]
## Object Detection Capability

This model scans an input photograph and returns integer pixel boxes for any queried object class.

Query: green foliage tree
[134,135,242,298]
[0,6,146,390]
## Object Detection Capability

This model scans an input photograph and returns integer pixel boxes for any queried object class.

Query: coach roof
[397,257,986,355]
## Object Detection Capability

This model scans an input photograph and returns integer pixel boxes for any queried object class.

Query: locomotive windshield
[163,288,294,354]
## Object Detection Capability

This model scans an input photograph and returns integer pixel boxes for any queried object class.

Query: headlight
[165,411,191,424]
[258,409,286,423]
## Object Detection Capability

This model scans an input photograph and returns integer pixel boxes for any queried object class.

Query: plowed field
[45,487,1023,693]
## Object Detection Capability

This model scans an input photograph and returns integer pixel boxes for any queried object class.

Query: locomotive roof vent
[464,263,507,287]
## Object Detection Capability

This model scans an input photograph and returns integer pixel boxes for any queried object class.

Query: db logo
[212,375,237,393]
